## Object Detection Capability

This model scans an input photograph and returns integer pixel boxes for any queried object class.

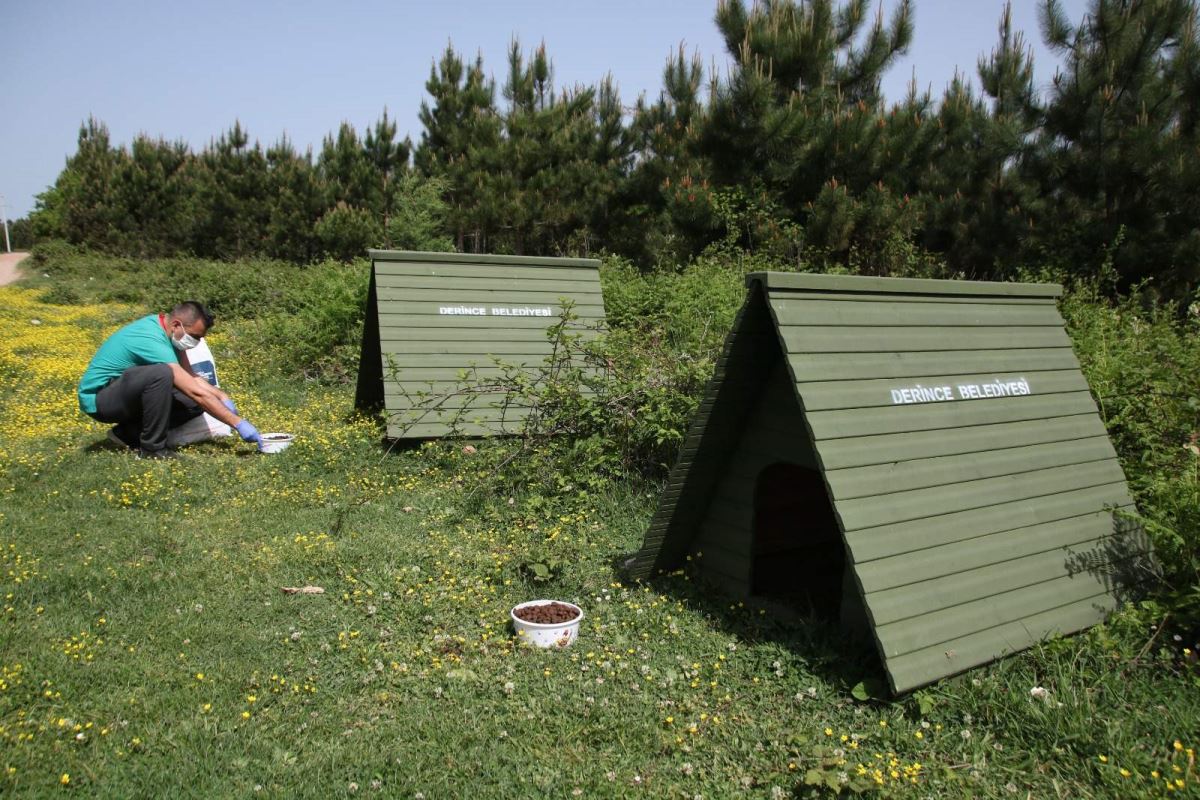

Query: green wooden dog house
[629,272,1150,693]
[355,250,604,439]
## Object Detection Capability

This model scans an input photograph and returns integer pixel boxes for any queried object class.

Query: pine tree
[317,122,375,210]
[700,0,915,264]
[623,47,715,264]
[111,135,193,256]
[45,117,125,250]
[1034,0,1200,297]
[363,110,413,244]
[265,136,324,262]
[499,39,612,255]
[574,74,634,256]
[415,45,502,251]
[913,4,1043,280]
[190,121,271,258]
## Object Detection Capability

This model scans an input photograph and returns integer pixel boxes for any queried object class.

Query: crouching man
[77,301,264,459]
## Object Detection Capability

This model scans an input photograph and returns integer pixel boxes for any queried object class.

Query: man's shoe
[106,428,137,450]
[137,448,180,460]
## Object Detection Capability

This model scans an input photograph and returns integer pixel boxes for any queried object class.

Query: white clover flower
[1030,686,1049,701]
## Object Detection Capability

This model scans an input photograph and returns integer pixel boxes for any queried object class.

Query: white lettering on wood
[889,377,1031,405]
[437,305,553,317]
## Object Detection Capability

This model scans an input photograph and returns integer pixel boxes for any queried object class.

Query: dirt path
[0,252,31,286]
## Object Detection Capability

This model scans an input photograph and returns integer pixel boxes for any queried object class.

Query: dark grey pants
[92,363,204,452]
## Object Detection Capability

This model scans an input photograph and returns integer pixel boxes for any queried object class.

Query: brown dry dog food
[514,602,579,625]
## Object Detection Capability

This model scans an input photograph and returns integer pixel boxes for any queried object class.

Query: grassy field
[1,282,1198,798]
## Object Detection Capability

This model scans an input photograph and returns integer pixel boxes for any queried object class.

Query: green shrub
[314,203,381,262]
[237,259,370,381]
[1062,280,1200,636]
[26,247,370,383]
[395,252,781,498]
[28,238,80,269]
[385,174,455,252]
[387,301,712,496]
[601,252,754,356]
[37,284,82,305]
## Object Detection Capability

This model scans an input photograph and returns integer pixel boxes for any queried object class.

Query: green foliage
[385,174,455,252]
[1036,0,1200,299]
[7,248,1200,797]
[1062,279,1200,634]
[617,46,713,266]
[25,0,1200,303]
[231,259,371,382]
[414,46,503,252]
[385,252,768,507]
[601,254,749,356]
[189,122,271,259]
[36,284,82,306]
[386,301,715,500]
[6,217,36,250]
[26,246,369,383]
[314,202,381,262]
[263,137,324,263]
[28,238,81,269]
[485,40,633,256]
[32,114,441,264]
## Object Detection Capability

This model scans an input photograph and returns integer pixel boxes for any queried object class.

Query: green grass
[1,284,1198,798]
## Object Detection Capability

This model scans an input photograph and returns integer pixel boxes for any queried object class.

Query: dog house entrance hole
[751,462,844,619]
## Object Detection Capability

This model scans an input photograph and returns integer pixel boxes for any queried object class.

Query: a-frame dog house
[629,272,1150,693]
[356,250,604,439]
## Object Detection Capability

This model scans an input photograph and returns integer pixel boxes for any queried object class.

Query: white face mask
[172,330,201,351]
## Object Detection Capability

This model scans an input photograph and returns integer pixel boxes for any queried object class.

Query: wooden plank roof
[630,271,1149,693]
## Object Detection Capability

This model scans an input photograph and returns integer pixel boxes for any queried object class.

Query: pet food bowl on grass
[259,433,295,454]
[510,600,583,649]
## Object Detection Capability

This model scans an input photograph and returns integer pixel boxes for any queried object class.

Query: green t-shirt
[78,314,177,415]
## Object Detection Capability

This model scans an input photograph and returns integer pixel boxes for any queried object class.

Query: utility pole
[0,194,10,253]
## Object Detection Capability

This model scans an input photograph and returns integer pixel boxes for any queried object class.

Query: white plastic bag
[167,339,233,447]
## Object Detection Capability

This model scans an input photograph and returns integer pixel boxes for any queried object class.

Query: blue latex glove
[222,398,238,415]
[235,419,263,448]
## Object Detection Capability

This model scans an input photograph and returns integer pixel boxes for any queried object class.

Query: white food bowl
[510,600,583,649]
[259,433,295,454]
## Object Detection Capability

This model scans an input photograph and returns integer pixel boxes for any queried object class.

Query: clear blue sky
[0,0,1088,220]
